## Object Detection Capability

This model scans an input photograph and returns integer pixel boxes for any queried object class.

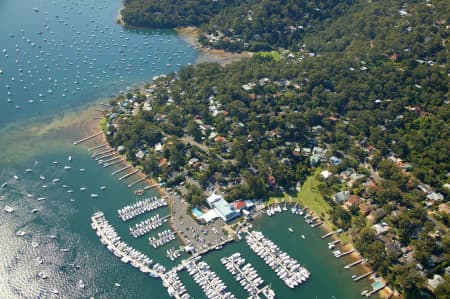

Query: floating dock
[73,131,103,145]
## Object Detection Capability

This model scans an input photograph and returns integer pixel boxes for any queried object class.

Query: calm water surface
[0,0,372,298]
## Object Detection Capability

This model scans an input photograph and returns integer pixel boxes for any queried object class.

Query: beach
[175,26,253,65]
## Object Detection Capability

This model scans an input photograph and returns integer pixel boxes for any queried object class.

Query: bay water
[0,0,372,298]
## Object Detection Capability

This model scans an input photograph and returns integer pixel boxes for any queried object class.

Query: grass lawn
[268,171,353,243]
[255,51,282,61]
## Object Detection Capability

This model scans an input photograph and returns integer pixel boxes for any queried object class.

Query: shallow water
[0,0,373,298]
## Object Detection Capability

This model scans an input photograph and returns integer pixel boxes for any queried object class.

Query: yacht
[25,168,32,173]
[16,230,27,237]
[78,279,85,289]
[68,155,72,161]
[64,165,71,170]
[1,182,7,188]
[288,227,294,233]
[91,193,99,198]
[32,208,39,213]
[4,205,14,213]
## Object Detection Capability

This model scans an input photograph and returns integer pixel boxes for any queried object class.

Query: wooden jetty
[88,143,108,151]
[144,184,159,190]
[101,156,120,164]
[104,159,123,168]
[344,258,364,269]
[321,231,334,239]
[92,149,114,158]
[329,240,341,246]
[354,271,374,281]
[128,175,148,188]
[311,221,323,228]
[112,165,132,175]
[366,283,386,297]
[96,152,116,161]
[336,248,355,258]
[118,170,139,181]
[73,131,103,145]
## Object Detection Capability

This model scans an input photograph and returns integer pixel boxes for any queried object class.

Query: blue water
[0,0,373,298]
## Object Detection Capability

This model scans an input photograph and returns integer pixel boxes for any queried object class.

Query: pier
[246,231,310,288]
[184,259,235,299]
[112,165,132,175]
[119,170,139,181]
[344,258,364,269]
[90,212,159,278]
[144,183,159,190]
[101,156,121,165]
[88,143,108,151]
[128,175,148,188]
[73,131,103,145]
[311,221,323,228]
[118,197,168,221]
[221,253,275,299]
[321,231,334,239]
[104,159,123,168]
[336,248,355,258]
[354,271,374,281]
[96,152,116,161]
[93,149,114,159]
[366,283,386,297]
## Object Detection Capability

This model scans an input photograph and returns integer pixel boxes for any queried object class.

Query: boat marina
[246,230,310,289]
[129,214,168,238]
[221,252,275,299]
[118,197,167,221]
[149,229,176,248]
[184,258,236,299]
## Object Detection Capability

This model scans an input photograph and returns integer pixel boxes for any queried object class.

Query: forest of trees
[113,0,449,297]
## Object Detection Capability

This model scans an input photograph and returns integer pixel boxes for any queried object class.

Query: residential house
[334,191,351,203]
[344,195,362,210]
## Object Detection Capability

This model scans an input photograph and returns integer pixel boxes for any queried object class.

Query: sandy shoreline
[77,106,166,199]
[175,26,253,66]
